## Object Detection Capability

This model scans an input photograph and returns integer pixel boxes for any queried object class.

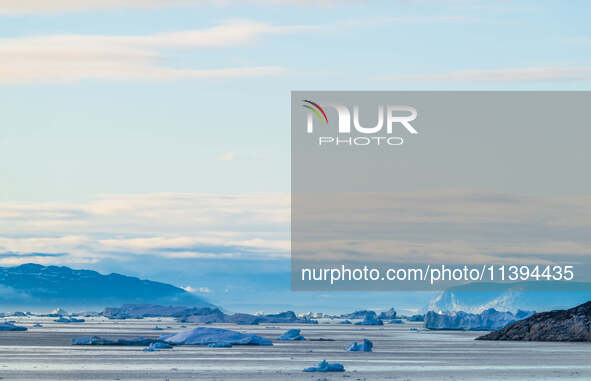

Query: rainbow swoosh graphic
[302,100,328,124]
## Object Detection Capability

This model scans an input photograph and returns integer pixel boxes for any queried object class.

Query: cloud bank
[1,191,590,267]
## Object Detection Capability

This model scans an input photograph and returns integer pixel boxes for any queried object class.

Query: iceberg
[277,329,306,341]
[425,308,534,331]
[354,315,383,326]
[303,360,345,372]
[378,308,397,320]
[0,322,27,331]
[159,327,272,346]
[72,336,154,346]
[49,308,68,317]
[345,338,373,352]
[104,304,218,320]
[54,317,85,323]
[181,310,317,325]
[341,310,376,319]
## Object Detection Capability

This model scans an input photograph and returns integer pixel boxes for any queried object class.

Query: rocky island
[477,301,591,341]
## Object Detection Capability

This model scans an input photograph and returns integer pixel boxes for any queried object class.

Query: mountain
[477,301,591,341]
[0,263,213,310]
[429,282,591,313]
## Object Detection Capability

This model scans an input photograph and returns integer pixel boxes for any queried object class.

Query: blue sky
[1,0,591,312]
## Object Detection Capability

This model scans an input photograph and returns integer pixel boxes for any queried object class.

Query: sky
[0,0,590,312]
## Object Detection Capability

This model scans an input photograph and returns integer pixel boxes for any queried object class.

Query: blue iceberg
[303,360,345,372]
[277,329,306,341]
[159,327,272,346]
[54,317,84,323]
[354,315,383,326]
[345,338,373,352]
[0,322,27,331]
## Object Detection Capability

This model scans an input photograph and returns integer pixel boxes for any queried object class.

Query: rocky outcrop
[425,308,534,331]
[477,301,591,341]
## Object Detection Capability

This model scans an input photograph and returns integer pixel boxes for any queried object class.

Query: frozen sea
[0,316,590,380]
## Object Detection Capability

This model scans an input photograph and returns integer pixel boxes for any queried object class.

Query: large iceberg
[277,329,306,341]
[0,322,27,331]
[345,338,373,352]
[303,360,345,372]
[159,327,272,346]
[72,336,154,346]
[425,308,534,331]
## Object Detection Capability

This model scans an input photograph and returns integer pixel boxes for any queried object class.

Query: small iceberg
[354,315,383,326]
[345,338,373,352]
[0,322,27,331]
[378,308,397,320]
[72,336,154,346]
[54,317,85,323]
[277,329,306,341]
[159,327,272,346]
[303,360,345,373]
[152,326,164,330]
[33,323,43,327]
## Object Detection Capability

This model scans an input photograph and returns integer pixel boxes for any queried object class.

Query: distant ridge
[0,263,213,309]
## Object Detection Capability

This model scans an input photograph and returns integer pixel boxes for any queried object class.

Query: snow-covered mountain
[428,282,591,313]
[0,263,213,309]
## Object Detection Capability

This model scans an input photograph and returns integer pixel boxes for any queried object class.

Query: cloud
[0,193,290,265]
[379,66,591,83]
[0,20,309,84]
[0,0,343,14]
[220,152,235,161]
